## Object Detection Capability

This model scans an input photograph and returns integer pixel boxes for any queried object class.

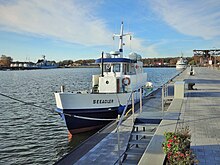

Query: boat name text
[93,99,114,104]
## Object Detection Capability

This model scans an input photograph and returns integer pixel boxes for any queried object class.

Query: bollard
[61,85,65,93]
[174,81,185,99]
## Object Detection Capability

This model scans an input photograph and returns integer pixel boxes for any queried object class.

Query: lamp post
[213,47,217,68]
[208,50,213,67]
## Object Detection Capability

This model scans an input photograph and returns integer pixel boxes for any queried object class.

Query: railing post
[60,85,65,93]
[132,92,135,123]
[164,84,166,97]
[165,84,168,97]
[162,85,164,116]
[116,91,133,164]
[117,127,121,165]
[140,88,142,113]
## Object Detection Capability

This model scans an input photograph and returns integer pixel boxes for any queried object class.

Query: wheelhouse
[92,52,146,94]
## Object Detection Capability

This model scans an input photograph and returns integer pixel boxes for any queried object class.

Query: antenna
[181,51,184,57]
[113,22,132,58]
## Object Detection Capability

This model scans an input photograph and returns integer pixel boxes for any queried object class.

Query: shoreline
[0,65,178,71]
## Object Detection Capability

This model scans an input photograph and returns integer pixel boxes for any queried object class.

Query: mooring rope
[0,92,55,113]
[0,92,119,121]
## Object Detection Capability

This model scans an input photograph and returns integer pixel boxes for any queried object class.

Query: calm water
[0,68,179,165]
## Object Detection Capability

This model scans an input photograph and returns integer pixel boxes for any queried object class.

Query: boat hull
[54,92,140,134]
[62,107,119,134]
[176,64,187,69]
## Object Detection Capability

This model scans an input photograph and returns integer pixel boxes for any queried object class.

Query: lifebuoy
[122,77,131,86]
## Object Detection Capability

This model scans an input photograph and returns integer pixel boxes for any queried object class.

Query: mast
[119,21,124,55]
[113,22,131,58]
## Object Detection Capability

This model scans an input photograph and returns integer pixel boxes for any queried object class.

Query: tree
[169,58,178,65]
[58,60,73,66]
[0,55,13,67]
[188,59,195,65]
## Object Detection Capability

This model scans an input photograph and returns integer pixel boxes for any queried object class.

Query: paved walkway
[179,67,220,165]
[74,90,162,165]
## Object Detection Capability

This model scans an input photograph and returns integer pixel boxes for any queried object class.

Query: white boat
[36,55,58,69]
[54,22,149,134]
[176,56,187,69]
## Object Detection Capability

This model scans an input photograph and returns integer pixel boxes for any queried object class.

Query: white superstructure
[176,56,187,69]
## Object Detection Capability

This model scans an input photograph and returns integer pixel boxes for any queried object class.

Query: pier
[56,67,220,165]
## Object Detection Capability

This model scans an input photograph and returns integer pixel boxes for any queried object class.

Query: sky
[0,0,220,62]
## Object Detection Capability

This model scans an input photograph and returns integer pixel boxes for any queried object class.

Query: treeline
[0,54,97,68]
[4,54,217,68]
[142,57,195,66]
[57,57,196,67]
[58,59,96,67]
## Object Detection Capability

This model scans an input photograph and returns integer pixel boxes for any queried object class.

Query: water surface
[0,67,179,165]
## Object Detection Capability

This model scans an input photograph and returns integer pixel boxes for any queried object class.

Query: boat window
[130,64,135,74]
[123,64,129,74]
[113,64,120,72]
[104,64,111,72]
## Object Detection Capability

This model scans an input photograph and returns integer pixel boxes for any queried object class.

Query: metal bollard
[61,85,65,93]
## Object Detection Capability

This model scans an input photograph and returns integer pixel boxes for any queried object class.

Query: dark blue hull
[63,107,119,134]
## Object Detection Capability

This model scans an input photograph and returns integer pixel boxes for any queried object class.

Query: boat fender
[122,77,130,86]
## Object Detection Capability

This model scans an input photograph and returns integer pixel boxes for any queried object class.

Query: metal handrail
[161,82,171,113]
[115,87,143,164]
[116,92,133,131]
[115,79,177,164]
[161,71,181,114]
[115,90,133,164]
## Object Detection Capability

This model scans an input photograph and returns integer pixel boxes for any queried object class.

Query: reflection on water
[0,67,179,165]
[68,129,99,148]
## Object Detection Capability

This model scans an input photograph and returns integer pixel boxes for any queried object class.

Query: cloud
[0,0,112,46]
[0,0,160,57]
[149,0,220,39]
[118,34,160,57]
